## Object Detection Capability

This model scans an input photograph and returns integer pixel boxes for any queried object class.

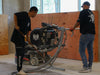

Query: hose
[25,27,66,73]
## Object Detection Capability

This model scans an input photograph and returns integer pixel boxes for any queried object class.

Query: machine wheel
[45,55,51,63]
[30,57,39,66]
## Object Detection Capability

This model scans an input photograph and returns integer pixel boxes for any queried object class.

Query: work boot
[16,70,27,75]
[88,67,92,72]
[79,67,91,73]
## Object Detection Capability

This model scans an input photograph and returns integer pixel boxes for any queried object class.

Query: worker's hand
[25,35,31,44]
[15,26,20,30]
[70,28,75,32]
[27,38,31,44]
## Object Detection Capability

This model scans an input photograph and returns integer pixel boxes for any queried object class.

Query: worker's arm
[26,22,31,43]
[14,14,24,37]
[25,31,31,43]
[70,22,80,31]
[73,22,80,29]
[14,14,20,30]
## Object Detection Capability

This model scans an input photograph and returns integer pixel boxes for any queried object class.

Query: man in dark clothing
[70,1,95,73]
[11,6,38,74]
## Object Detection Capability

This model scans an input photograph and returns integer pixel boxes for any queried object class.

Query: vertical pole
[40,0,43,13]
[78,0,81,11]
[55,0,60,13]
[0,0,3,14]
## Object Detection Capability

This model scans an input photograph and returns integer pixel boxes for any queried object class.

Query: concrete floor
[0,54,100,75]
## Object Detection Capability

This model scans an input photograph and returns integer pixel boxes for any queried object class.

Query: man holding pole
[70,1,95,73]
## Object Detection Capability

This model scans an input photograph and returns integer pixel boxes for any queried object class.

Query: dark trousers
[79,34,95,68]
[15,43,25,72]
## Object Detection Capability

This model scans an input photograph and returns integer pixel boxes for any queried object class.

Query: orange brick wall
[31,11,98,62]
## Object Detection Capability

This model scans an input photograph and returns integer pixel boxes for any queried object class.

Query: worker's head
[81,1,90,9]
[28,6,38,18]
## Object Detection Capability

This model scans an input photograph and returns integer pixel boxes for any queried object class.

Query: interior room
[0,0,100,75]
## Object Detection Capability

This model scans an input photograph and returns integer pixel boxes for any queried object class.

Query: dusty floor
[0,54,100,75]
